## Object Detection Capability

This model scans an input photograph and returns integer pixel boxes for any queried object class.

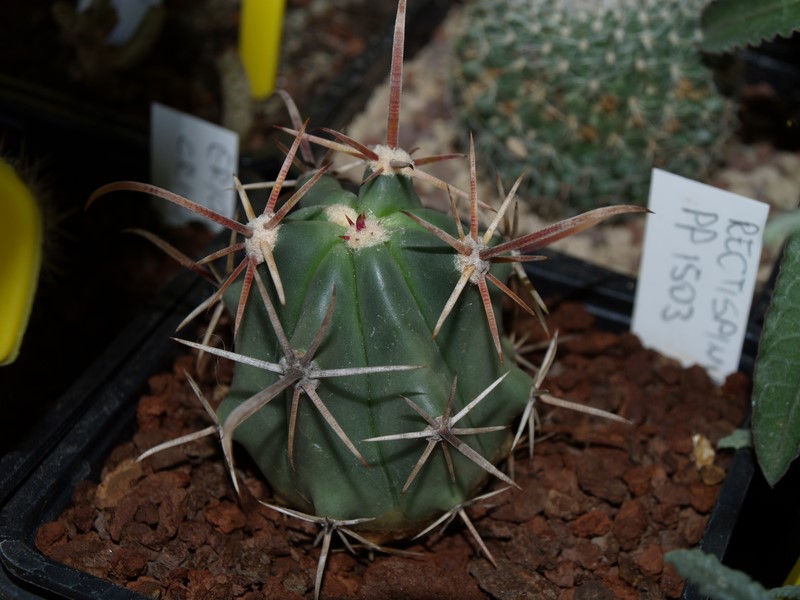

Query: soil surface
[36,302,749,599]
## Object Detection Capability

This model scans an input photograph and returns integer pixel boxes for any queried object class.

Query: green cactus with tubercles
[90,2,644,596]
[453,0,734,219]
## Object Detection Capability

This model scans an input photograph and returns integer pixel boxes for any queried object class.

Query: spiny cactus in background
[452,0,734,219]
[90,2,644,597]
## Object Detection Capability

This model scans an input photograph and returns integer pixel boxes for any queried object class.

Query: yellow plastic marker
[785,555,800,586]
[0,158,42,366]
[239,0,286,99]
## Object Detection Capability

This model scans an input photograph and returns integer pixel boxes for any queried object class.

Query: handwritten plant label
[150,103,239,233]
[632,169,769,383]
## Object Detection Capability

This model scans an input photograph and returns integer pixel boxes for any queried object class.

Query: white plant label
[632,169,769,383]
[78,0,162,46]
[150,103,239,233]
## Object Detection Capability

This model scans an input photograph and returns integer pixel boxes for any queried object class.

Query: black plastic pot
[680,246,800,599]
[0,251,765,598]
[0,267,212,599]
[691,445,800,595]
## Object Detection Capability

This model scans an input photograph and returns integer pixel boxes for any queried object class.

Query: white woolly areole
[369,144,414,175]
[324,204,359,228]
[456,237,490,283]
[324,204,390,250]
[244,213,280,264]
[344,215,390,249]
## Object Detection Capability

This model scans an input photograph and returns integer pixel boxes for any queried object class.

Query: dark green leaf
[753,233,800,486]
[701,0,800,53]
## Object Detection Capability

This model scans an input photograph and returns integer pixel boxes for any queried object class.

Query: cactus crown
[89,2,644,597]
[453,0,734,218]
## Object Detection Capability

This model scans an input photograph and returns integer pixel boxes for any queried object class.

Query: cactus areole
[220,169,532,538]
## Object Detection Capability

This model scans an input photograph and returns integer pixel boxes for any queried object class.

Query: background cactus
[91,2,643,596]
[452,0,734,218]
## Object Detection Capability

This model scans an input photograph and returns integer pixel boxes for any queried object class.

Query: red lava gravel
[36,302,749,599]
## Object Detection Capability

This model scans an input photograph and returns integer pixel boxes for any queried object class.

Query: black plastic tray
[0,251,769,598]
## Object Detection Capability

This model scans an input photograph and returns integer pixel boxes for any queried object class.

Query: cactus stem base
[260,501,422,600]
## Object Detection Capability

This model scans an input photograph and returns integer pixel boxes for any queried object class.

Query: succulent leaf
[701,0,800,54]
[752,233,800,487]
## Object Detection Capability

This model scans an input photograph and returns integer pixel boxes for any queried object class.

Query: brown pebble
[651,503,679,528]
[689,480,721,513]
[612,499,648,551]
[545,558,577,588]
[570,509,611,538]
[94,459,144,509]
[653,480,692,506]
[623,465,652,496]
[127,575,163,597]
[661,561,685,598]
[110,546,148,579]
[179,520,209,549]
[681,365,713,394]
[34,520,68,552]
[573,578,617,600]
[576,451,628,504]
[204,501,247,534]
[654,354,682,385]
[562,538,602,570]
[677,508,708,546]
[634,543,664,576]
[624,350,655,386]
[471,559,559,600]
[544,488,584,520]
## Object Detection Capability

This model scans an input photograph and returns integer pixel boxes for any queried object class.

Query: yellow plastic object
[0,158,42,365]
[785,555,800,586]
[239,0,285,99]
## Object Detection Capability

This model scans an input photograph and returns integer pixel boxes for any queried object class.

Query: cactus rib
[166,281,422,492]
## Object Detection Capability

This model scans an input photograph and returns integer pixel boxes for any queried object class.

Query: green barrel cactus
[453,0,734,218]
[90,1,644,596]
[214,160,533,536]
